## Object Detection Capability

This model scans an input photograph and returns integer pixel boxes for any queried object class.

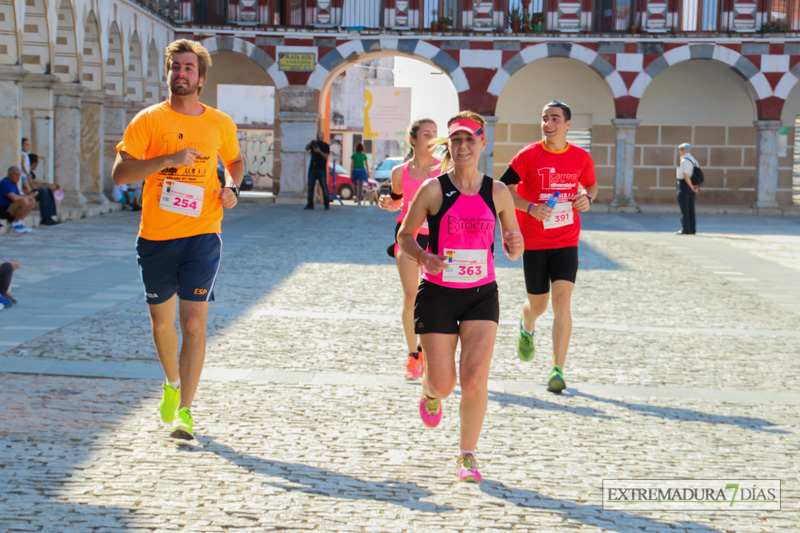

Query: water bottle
[545,191,560,208]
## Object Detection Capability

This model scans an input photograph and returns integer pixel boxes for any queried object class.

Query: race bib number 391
[442,248,488,283]
[159,179,204,218]
[543,202,574,229]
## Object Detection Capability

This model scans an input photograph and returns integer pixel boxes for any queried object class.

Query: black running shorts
[522,247,579,295]
[391,221,429,258]
[414,280,499,335]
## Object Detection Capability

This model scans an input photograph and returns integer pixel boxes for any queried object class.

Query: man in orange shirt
[112,39,244,440]
[500,100,598,394]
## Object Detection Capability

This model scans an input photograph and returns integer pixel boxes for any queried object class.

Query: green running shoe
[170,407,194,440]
[547,365,566,394]
[517,320,534,362]
[159,382,180,423]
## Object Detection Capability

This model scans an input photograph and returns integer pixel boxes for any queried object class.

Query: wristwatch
[228,184,240,198]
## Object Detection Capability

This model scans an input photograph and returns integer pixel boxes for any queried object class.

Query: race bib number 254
[159,179,204,218]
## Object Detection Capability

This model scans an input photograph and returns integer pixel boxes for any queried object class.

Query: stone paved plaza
[1,202,799,532]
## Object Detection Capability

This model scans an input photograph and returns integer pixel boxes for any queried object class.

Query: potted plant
[438,15,453,30]
[762,18,789,33]
[508,8,522,33]
[531,11,544,33]
[431,8,438,31]
[522,12,532,32]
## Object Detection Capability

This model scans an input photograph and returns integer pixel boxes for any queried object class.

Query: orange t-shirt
[116,101,240,241]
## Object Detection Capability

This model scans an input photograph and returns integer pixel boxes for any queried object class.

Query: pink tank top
[422,174,497,289]
[396,158,441,235]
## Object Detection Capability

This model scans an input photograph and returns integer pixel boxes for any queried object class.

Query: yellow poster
[363,87,411,141]
[278,52,315,72]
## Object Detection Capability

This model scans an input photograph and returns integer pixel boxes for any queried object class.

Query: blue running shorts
[136,233,222,305]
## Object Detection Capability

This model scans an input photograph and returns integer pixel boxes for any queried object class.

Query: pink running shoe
[419,395,442,427]
[456,453,482,483]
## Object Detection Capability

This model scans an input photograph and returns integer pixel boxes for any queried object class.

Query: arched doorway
[314,52,458,201]
[781,76,800,206]
[202,50,277,191]
[494,57,616,188]
[638,60,757,204]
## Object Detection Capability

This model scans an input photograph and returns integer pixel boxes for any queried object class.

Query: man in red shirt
[499,100,598,393]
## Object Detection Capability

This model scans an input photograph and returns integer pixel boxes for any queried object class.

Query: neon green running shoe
[170,407,194,440]
[159,382,180,423]
[517,320,534,362]
[547,365,566,394]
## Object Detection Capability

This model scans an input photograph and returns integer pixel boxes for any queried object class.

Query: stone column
[609,118,640,212]
[21,74,56,182]
[104,97,128,197]
[480,115,499,177]
[275,86,322,201]
[752,120,782,213]
[81,91,108,204]
[0,66,25,174]
[53,83,86,206]
[275,111,319,200]
[127,100,143,124]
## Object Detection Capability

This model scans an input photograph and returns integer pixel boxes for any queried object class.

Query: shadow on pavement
[200,436,455,513]
[581,212,800,237]
[480,479,724,533]
[565,390,790,434]
[578,241,627,271]
[487,390,616,420]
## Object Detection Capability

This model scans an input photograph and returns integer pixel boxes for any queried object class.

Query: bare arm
[683,171,699,193]
[573,182,599,212]
[378,164,404,211]
[111,148,204,186]
[20,155,29,179]
[397,180,448,274]
[507,182,554,221]
[493,181,523,261]
[222,153,245,187]
[214,153,246,209]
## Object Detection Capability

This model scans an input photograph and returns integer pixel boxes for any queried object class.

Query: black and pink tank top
[422,173,497,289]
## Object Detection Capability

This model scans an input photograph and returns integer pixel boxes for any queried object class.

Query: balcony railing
[135,0,800,33]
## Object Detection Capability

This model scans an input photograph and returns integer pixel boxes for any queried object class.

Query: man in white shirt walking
[676,142,699,235]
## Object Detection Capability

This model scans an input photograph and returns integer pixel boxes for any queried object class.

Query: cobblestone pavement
[1,204,799,532]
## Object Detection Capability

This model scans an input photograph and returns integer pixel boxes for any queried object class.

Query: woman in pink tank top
[378,118,441,382]
[397,111,523,483]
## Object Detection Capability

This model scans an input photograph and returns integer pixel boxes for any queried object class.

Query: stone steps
[0,202,123,235]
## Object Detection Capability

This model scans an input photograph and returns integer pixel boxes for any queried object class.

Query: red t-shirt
[507,140,596,250]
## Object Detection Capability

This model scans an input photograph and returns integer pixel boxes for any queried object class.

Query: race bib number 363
[159,179,204,218]
[442,248,488,283]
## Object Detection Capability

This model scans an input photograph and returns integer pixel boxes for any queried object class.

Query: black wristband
[228,185,240,198]
[390,191,403,201]
[586,195,592,205]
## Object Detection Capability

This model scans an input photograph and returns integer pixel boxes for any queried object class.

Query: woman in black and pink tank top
[396,111,524,483]
[378,118,441,382]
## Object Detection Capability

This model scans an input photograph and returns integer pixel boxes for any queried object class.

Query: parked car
[328,162,378,201]
[374,156,404,183]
